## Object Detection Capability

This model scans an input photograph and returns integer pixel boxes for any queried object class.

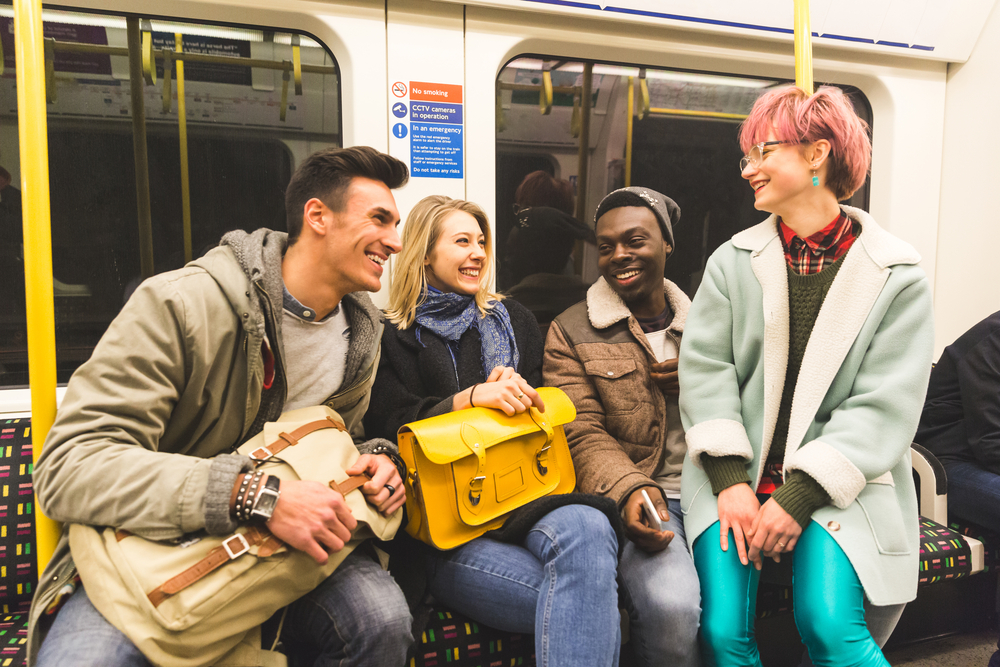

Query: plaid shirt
[778,212,859,275]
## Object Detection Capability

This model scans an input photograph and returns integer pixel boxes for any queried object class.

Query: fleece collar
[731,205,921,269]
[586,277,690,332]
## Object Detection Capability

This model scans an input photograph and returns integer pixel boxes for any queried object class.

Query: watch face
[251,489,280,520]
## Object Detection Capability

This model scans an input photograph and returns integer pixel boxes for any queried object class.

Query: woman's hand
[453,366,545,415]
[716,482,760,568]
[747,498,802,566]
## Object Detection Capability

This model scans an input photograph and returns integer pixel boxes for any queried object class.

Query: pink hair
[739,86,871,201]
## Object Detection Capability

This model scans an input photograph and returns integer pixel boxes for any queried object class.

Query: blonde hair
[385,195,503,329]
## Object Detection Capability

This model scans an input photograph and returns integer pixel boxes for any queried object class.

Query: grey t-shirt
[281,288,350,411]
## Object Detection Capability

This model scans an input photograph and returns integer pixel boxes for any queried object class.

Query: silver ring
[384,484,396,495]
[776,541,785,549]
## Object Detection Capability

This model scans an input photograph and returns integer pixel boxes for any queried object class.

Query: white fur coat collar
[586,277,690,332]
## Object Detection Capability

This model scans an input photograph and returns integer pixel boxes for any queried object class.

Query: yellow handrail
[625,76,633,187]
[175,34,192,263]
[794,0,813,93]
[14,0,61,575]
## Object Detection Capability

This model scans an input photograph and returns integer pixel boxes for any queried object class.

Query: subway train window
[0,8,341,387]
[495,57,872,328]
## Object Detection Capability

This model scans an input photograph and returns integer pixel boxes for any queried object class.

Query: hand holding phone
[640,489,667,531]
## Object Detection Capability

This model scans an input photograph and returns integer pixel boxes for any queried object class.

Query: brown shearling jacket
[543,278,690,507]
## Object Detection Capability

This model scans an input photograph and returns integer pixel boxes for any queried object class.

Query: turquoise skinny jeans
[693,520,890,667]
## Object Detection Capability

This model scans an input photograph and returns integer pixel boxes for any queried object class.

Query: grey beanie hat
[594,186,680,251]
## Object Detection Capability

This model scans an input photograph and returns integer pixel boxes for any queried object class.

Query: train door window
[495,58,872,325]
[0,8,341,387]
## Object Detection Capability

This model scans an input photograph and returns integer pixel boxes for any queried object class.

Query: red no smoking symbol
[392,81,407,98]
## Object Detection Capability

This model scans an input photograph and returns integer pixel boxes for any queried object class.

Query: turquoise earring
[811,164,819,186]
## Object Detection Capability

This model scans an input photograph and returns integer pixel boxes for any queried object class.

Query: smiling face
[424,210,487,296]
[596,206,671,318]
[323,176,402,293]
[741,131,816,216]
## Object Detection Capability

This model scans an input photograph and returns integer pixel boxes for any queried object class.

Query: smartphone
[640,489,666,531]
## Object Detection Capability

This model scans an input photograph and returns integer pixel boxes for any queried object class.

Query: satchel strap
[147,525,272,607]
[144,471,372,608]
[247,416,347,463]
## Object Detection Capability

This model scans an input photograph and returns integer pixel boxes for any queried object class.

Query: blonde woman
[364,195,622,666]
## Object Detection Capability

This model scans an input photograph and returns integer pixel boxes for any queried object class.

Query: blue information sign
[392,102,408,118]
[410,101,463,124]
[410,123,463,178]
[392,123,408,139]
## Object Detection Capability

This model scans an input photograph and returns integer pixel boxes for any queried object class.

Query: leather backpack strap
[147,526,272,607]
[145,472,371,607]
[247,416,347,462]
[328,473,371,496]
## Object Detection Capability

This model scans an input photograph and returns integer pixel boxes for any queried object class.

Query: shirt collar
[283,286,338,322]
[778,212,852,252]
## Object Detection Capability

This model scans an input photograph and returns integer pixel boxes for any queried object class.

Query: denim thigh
[35,585,151,667]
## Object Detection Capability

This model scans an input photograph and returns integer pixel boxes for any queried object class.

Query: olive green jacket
[26,229,388,664]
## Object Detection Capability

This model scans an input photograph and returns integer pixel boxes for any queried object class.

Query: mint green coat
[678,206,934,605]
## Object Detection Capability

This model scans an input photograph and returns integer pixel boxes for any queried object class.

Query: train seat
[0,416,36,667]
[4,417,998,667]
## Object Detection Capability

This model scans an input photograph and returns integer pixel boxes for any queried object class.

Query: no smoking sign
[392,81,407,98]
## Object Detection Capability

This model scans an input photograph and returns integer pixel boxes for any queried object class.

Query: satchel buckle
[223,534,251,559]
[468,475,486,506]
[536,445,551,475]
[249,446,273,462]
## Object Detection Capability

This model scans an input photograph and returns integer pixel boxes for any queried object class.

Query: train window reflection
[495,57,872,329]
[0,8,341,387]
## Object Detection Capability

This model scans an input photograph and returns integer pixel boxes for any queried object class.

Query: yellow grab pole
[625,76,634,187]
[14,0,62,574]
[125,18,154,279]
[175,33,192,263]
[794,0,814,93]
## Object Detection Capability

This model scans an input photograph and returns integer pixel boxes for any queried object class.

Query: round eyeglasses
[739,140,789,173]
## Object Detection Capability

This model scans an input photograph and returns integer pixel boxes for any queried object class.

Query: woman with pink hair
[678,85,934,666]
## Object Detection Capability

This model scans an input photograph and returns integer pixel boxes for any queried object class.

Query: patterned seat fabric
[919,517,972,584]
[0,417,35,667]
[411,609,534,667]
[948,519,1000,571]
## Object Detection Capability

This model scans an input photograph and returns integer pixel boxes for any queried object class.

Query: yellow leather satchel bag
[398,386,576,550]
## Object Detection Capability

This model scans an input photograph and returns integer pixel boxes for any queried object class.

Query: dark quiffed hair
[514,171,575,216]
[284,146,408,243]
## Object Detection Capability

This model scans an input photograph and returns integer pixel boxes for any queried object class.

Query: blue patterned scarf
[415,287,519,383]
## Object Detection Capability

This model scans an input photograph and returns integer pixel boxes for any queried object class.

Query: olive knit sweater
[701,255,847,527]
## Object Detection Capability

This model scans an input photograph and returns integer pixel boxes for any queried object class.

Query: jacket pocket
[855,482,910,555]
[583,358,642,416]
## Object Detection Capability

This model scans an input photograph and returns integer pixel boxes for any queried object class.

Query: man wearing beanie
[543,187,700,666]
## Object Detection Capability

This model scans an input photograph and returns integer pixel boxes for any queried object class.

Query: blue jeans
[618,498,701,667]
[942,459,1000,667]
[695,520,889,667]
[426,504,621,667]
[941,460,1000,528]
[36,548,412,667]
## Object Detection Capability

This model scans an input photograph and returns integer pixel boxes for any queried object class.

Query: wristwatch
[250,475,281,523]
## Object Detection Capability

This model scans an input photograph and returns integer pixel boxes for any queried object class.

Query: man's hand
[346,454,405,516]
[716,482,760,568]
[266,479,357,565]
[747,498,802,566]
[623,486,674,552]
[650,358,679,396]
